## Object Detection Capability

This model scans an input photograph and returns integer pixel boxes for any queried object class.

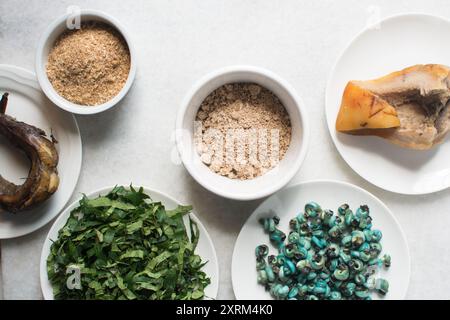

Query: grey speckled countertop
[1,0,450,300]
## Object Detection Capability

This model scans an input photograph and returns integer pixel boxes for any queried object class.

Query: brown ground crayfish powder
[46,22,130,106]
[195,83,292,180]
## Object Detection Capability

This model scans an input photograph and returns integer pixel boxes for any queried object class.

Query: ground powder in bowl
[194,83,292,180]
[46,22,130,106]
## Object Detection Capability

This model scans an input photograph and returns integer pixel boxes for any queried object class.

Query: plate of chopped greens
[232,180,410,300]
[40,185,218,300]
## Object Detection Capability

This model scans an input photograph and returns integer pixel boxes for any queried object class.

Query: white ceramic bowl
[35,9,136,115]
[176,66,310,201]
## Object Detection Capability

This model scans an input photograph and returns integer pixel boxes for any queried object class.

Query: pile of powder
[46,22,130,106]
[195,83,292,180]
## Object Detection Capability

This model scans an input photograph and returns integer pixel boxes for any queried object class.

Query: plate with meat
[0,64,81,238]
[326,13,450,194]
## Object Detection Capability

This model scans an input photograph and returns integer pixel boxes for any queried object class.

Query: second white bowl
[176,66,310,201]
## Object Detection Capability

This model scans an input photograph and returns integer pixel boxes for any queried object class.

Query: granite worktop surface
[1,0,450,300]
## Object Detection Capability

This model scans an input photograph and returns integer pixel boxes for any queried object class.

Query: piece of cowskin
[336,64,450,150]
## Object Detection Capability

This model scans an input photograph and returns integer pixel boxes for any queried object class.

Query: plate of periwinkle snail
[232,180,410,300]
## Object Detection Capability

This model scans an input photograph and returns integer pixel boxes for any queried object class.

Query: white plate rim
[325,12,450,195]
[39,185,220,300]
[0,64,82,238]
[231,179,411,300]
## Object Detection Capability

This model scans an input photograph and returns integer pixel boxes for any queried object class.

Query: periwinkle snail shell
[254,202,391,300]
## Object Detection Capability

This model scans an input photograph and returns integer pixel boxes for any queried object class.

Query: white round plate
[0,64,82,238]
[325,13,450,195]
[232,180,410,300]
[40,186,219,300]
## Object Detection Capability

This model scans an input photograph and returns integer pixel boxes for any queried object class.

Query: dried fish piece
[0,93,59,212]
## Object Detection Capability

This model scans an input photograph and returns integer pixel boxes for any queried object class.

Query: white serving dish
[40,186,219,300]
[326,13,450,195]
[176,66,310,201]
[0,64,82,239]
[35,9,136,115]
[232,180,411,300]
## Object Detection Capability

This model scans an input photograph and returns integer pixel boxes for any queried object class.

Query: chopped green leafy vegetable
[47,186,211,300]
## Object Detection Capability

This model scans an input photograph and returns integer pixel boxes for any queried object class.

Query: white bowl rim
[324,12,450,195]
[176,65,310,201]
[39,185,220,300]
[35,9,137,115]
[231,179,411,300]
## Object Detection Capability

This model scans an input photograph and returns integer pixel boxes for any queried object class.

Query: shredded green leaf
[47,186,210,300]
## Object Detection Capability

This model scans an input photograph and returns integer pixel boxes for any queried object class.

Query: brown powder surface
[195,83,292,180]
[46,22,130,106]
